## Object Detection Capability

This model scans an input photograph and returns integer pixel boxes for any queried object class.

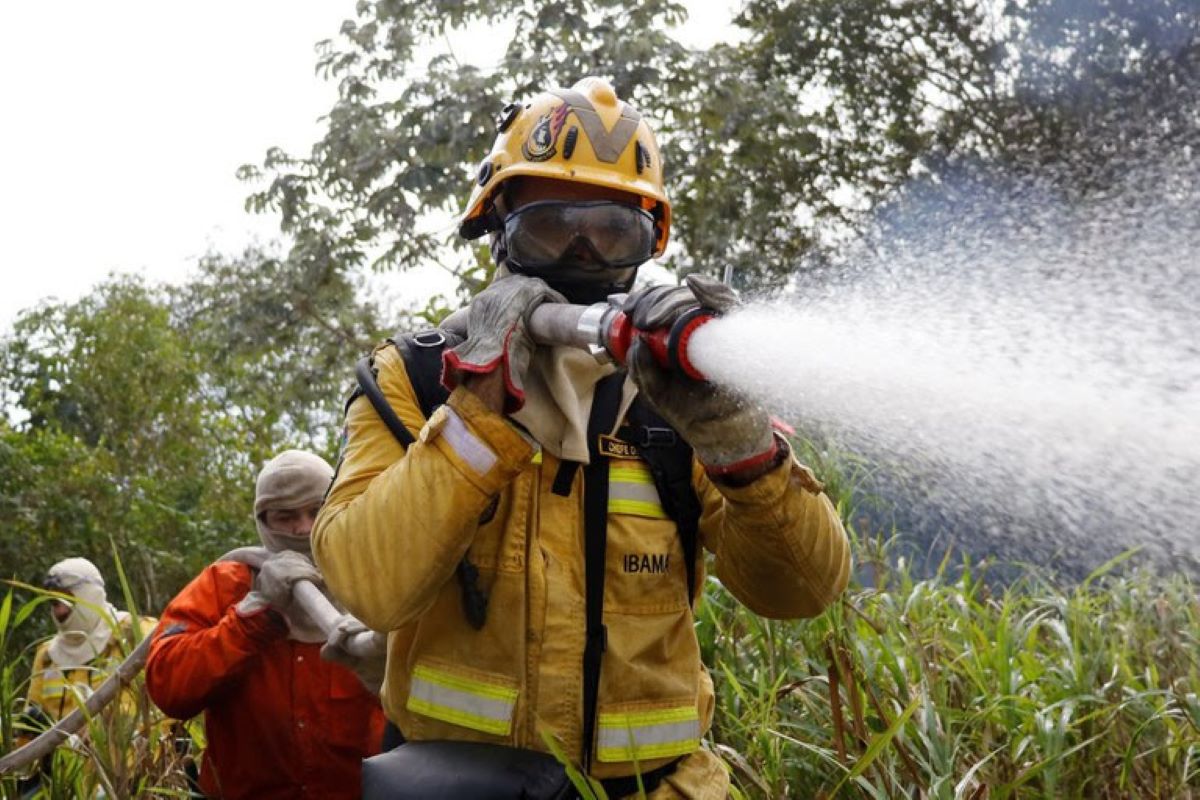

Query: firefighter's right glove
[235,550,322,618]
[321,615,388,695]
[442,274,566,411]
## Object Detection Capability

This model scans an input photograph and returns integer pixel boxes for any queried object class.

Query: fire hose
[444,295,721,380]
[528,296,718,380]
[0,548,382,775]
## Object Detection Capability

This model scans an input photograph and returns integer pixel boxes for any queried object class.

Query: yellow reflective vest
[25,615,157,723]
[314,344,850,797]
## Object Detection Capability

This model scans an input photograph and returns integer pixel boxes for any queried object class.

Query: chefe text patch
[599,434,640,460]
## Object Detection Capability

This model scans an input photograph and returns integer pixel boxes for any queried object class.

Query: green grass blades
[4,509,1199,796]
[701,536,1200,798]
[0,557,193,799]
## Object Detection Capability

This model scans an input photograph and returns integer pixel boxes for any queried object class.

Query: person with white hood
[23,557,156,725]
[145,449,385,800]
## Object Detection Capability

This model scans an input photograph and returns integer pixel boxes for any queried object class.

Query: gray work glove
[443,274,567,410]
[320,615,388,695]
[625,274,780,474]
[235,550,322,617]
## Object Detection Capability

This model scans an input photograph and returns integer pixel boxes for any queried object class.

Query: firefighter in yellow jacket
[16,557,161,798]
[23,557,157,726]
[313,77,851,799]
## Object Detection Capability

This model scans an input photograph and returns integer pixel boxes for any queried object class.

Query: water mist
[688,153,1200,573]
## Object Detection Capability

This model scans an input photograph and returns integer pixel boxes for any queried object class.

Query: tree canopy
[3,0,1195,611]
[0,254,380,616]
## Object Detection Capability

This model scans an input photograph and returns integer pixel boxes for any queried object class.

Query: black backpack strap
[354,356,416,448]
[623,400,704,606]
[351,327,464,444]
[580,371,626,770]
[353,327,487,630]
[391,329,458,418]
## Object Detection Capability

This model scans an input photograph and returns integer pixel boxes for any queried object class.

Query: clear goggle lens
[504,201,655,271]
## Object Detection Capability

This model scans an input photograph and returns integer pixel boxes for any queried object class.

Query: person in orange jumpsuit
[146,450,385,799]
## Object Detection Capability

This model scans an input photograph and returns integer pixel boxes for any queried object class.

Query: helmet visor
[504,201,656,272]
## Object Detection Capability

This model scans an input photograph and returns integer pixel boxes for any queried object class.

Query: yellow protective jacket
[313,343,850,797]
[25,614,157,723]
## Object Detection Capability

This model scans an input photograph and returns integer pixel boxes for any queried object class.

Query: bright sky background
[0,1,739,331]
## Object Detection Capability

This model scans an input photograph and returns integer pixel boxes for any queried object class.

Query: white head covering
[45,557,123,668]
[254,450,336,642]
[254,450,334,556]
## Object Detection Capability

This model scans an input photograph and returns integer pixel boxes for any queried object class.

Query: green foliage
[242,0,695,298]
[0,255,382,631]
[239,0,1199,300]
[673,0,1004,286]
[9,540,1194,797]
[1,277,214,616]
[997,0,1200,176]
[699,536,1200,797]
[0,583,193,799]
[241,0,1013,296]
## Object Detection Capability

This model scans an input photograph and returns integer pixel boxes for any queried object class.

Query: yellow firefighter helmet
[459,77,671,256]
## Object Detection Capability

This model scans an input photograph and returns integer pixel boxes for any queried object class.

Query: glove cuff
[442,328,528,412]
[235,591,272,617]
[702,433,789,478]
[441,347,502,391]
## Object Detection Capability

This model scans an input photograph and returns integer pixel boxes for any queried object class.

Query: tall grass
[0,574,195,799]
[700,527,1200,798]
[4,509,1198,796]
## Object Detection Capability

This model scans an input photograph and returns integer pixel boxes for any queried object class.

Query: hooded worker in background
[313,77,851,799]
[23,557,157,725]
[145,450,385,800]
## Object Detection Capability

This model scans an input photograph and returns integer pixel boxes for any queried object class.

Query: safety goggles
[42,572,97,592]
[503,201,656,271]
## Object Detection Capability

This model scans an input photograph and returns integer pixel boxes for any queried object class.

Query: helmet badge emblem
[522,103,571,162]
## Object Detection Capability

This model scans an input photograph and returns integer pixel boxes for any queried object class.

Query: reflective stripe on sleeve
[608,461,667,519]
[441,407,499,476]
[596,705,701,762]
[406,664,518,736]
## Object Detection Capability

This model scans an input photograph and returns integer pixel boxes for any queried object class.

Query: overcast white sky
[0,2,738,331]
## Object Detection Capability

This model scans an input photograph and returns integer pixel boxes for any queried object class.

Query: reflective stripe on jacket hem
[596,705,700,762]
[406,663,518,736]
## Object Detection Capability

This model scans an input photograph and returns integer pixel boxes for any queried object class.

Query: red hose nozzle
[526,300,720,381]
[604,307,717,381]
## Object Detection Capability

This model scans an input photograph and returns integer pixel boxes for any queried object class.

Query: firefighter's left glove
[443,274,567,411]
[236,550,322,618]
[625,274,782,477]
[321,615,388,695]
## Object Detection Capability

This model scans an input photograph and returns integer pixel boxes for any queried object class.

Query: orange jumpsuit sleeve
[313,345,535,633]
[696,447,851,619]
[145,562,287,720]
